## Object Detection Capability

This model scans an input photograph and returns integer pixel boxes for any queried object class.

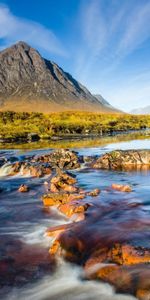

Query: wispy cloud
[117,2,150,57]
[0,4,66,56]
[74,0,150,80]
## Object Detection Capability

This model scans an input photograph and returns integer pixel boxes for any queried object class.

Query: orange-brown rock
[42,192,85,207]
[46,224,70,238]
[50,182,59,193]
[50,171,77,193]
[84,247,110,276]
[18,184,29,192]
[87,188,101,197]
[58,202,90,217]
[96,265,132,293]
[49,239,61,256]
[37,149,80,170]
[136,289,150,300]
[92,150,150,170]
[110,244,150,265]
[111,183,132,192]
[60,231,85,262]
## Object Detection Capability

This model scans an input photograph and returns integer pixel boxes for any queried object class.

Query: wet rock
[84,247,110,275]
[49,229,85,263]
[46,224,70,239]
[87,188,101,197]
[96,265,132,293]
[50,170,78,193]
[110,244,150,265]
[92,150,150,170]
[36,149,80,169]
[18,184,29,192]
[49,240,61,256]
[111,184,132,192]
[136,289,150,300]
[83,156,95,163]
[9,161,52,177]
[42,192,85,207]
[58,202,91,218]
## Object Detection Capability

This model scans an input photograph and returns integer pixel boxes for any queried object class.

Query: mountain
[131,106,150,115]
[94,94,118,110]
[0,41,119,113]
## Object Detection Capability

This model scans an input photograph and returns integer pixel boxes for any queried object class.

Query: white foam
[0,163,13,177]
[5,260,137,300]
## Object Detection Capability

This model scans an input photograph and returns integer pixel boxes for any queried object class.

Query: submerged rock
[92,150,150,170]
[87,188,101,197]
[18,184,29,192]
[111,184,132,192]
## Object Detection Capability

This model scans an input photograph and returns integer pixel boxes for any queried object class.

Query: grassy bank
[0,111,149,140]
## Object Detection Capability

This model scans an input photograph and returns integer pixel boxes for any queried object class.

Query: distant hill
[131,106,150,115]
[0,41,119,113]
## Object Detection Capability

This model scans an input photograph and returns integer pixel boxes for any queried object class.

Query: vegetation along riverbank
[0,111,149,143]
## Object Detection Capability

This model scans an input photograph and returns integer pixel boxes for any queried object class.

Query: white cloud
[0,4,66,56]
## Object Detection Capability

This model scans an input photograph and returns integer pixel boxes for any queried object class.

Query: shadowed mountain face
[0,42,118,113]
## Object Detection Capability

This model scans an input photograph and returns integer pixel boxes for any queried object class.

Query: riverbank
[0,111,149,143]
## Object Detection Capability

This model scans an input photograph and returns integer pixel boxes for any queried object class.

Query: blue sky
[0,0,150,111]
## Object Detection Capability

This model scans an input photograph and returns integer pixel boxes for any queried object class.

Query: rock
[58,202,90,218]
[9,161,52,177]
[49,229,85,262]
[50,182,59,193]
[92,150,150,170]
[136,289,150,300]
[110,244,150,265]
[96,265,132,293]
[44,149,80,169]
[49,240,61,256]
[87,188,101,197]
[111,184,132,192]
[46,224,70,239]
[84,247,110,275]
[42,192,85,207]
[27,133,40,142]
[18,184,29,192]
[50,170,78,193]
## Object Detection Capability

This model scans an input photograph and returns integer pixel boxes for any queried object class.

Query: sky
[0,0,150,112]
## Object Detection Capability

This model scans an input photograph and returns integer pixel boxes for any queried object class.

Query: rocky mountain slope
[94,94,118,110]
[0,41,119,113]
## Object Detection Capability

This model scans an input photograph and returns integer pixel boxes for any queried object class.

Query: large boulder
[92,150,150,170]
[34,149,81,170]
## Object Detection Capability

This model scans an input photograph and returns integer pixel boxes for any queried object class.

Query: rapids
[1,134,150,299]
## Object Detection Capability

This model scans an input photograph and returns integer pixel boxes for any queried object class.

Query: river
[0,133,150,300]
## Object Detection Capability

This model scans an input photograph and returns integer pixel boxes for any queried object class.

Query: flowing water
[0,133,150,300]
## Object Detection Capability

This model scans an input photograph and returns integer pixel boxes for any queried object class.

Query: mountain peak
[0,41,119,113]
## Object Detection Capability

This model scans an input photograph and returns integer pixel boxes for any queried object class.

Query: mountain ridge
[0,41,119,113]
